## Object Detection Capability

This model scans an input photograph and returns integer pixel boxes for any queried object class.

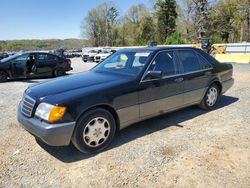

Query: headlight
[35,103,66,123]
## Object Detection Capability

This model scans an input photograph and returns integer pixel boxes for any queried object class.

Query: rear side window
[149,51,177,76]
[197,53,212,69]
[38,54,57,61]
[178,50,200,73]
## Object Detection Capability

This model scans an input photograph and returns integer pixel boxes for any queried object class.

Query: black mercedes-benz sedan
[0,52,72,82]
[17,47,234,153]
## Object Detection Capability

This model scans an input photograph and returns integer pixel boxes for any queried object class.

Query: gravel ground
[0,58,249,188]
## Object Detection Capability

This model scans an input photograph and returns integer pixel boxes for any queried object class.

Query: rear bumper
[17,105,75,146]
[222,78,234,94]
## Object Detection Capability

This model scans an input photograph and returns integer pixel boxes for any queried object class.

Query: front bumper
[82,56,94,62]
[222,78,234,94]
[17,106,76,146]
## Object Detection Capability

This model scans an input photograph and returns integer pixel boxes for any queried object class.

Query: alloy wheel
[83,117,111,148]
[206,87,218,107]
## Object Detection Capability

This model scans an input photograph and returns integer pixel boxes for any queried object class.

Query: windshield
[101,51,109,54]
[88,50,97,53]
[0,53,20,62]
[92,51,151,76]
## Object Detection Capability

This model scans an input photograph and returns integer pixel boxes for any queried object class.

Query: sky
[0,0,152,40]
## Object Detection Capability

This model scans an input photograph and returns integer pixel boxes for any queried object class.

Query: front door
[11,54,29,78]
[139,50,184,120]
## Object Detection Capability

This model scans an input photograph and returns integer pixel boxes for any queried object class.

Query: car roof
[118,47,197,53]
[21,51,51,54]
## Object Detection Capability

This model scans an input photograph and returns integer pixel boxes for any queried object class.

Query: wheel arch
[209,80,222,95]
[76,104,121,132]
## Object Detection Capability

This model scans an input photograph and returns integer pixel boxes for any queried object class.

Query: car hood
[26,71,132,99]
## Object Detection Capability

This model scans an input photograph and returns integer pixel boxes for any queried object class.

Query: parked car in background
[0,53,9,60]
[82,49,100,62]
[94,51,111,63]
[0,52,72,82]
[18,47,234,153]
[65,50,82,58]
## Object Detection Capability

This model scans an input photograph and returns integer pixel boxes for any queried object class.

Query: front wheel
[72,108,116,153]
[199,84,219,110]
[0,71,8,82]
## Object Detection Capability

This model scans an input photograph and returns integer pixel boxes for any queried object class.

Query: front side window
[148,51,177,76]
[93,51,151,76]
[13,54,29,63]
[178,50,200,73]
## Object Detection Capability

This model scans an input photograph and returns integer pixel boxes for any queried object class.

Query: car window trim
[141,68,213,83]
[140,49,179,82]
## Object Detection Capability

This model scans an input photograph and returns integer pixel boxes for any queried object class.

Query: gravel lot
[0,58,249,188]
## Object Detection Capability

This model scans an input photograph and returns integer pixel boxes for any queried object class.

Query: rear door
[139,50,184,120]
[177,49,213,105]
[36,53,57,75]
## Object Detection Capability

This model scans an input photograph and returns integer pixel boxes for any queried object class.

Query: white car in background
[82,49,100,62]
[94,51,111,63]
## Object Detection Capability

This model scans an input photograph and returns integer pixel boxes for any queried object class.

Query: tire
[72,108,116,153]
[54,68,66,77]
[199,84,220,110]
[0,71,8,83]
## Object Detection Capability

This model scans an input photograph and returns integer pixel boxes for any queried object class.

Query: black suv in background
[18,47,234,154]
[0,52,72,82]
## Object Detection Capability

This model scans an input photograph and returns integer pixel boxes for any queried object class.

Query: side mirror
[145,71,163,79]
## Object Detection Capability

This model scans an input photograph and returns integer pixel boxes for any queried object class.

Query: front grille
[21,95,36,117]
[96,56,101,59]
[83,55,89,58]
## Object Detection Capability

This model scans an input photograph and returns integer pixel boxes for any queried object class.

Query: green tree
[165,32,186,44]
[154,0,178,44]
[123,4,150,45]
[139,16,156,45]
[82,2,120,46]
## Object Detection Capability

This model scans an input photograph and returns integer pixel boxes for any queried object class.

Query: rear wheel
[54,68,65,77]
[0,71,8,82]
[72,108,116,153]
[199,84,219,110]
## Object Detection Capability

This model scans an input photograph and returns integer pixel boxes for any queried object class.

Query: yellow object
[48,106,66,123]
[192,43,227,55]
[214,54,250,64]
[212,44,227,54]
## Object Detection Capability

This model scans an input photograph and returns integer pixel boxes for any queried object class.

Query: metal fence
[82,42,250,54]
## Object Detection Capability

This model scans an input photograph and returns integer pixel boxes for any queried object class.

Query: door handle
[174,77,184,83]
